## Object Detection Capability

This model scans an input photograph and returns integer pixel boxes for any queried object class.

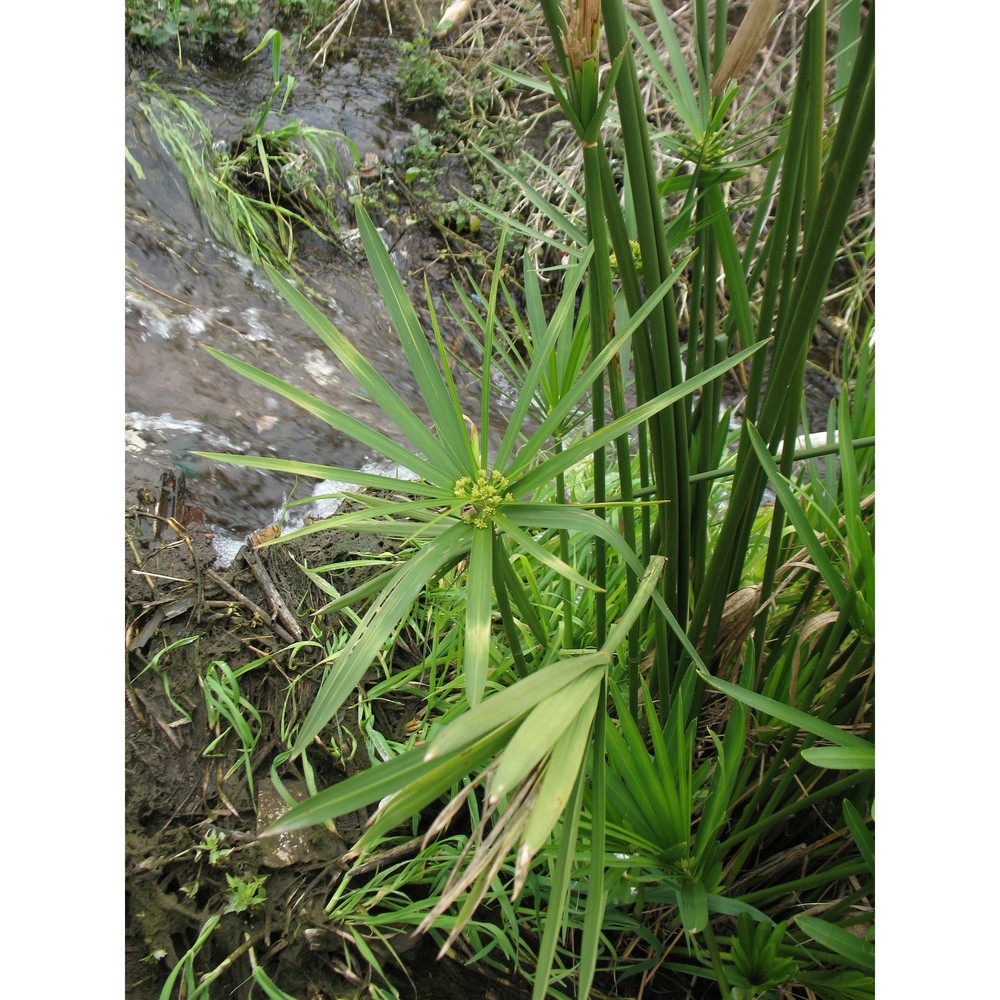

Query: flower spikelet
[454,470,513,529]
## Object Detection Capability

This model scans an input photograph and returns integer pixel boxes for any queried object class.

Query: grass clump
[135,29,357,267]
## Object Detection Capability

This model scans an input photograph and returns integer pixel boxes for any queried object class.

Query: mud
[125,473,534,998]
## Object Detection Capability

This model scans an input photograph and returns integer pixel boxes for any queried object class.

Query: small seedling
[202,659,262,795]
[224,873,268,914]
[194,830,234,866]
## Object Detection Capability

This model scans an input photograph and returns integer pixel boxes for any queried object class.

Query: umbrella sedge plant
[195,194,761,994]
[193,0,874,995]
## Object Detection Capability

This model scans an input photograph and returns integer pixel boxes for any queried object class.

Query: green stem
[702,920,731,997]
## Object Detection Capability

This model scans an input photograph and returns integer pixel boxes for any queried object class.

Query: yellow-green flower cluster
[610,239,643,278]
[454,469,513,529]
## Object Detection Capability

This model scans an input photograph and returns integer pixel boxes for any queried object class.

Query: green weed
[223,873,268,914]
[201,659,263,797]
[127,0,260,56]
[395,36,451,109]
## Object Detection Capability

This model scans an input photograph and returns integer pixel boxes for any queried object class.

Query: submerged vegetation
[127,1,875,997]
[135,29,358,265]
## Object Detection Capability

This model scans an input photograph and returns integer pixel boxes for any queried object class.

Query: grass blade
[800,746,874,770]
[424,653,610,761]
[512,338,767,497]
[290,520,473,756]
[199,344,449,484]
[698,672,870,752]
[463,527,495,707]
[490,669,603,802]
[355,202,471,472]
[842,799,874,875]
[796,915,874,973]
[264,263,462,475]
[745,421,849,607]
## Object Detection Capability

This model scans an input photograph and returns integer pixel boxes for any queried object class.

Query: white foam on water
[243,307,273,342]
[211,530,247,570]
[209,459,422,569]
[125,412,245,453]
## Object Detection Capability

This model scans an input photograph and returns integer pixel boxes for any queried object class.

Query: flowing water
[125,15,843,565]
[125,14,482,559]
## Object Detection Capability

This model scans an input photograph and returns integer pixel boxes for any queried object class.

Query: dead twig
[205,568,276,630]
[242,548,306,642]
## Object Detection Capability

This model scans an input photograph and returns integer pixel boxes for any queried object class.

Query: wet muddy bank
[125,474,535,998]
[125,16,541,996]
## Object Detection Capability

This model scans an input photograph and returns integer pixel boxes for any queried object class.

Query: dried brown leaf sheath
[565,0,602,70]
[712,0,782,95]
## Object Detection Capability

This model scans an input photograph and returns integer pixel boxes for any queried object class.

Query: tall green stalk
[600,0,694,697]
[692,3,875,675]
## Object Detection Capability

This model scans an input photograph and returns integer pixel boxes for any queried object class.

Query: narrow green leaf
[800,746,874,770]
[695,702,746,857]
[513,338,767,497]
[199,345,448,485]
[679,879,709,933]
[508,253,693,475]
[266,735,474,835]
[473,144,587,246]
[263,265,461,477]
[424,653,609,761]
[745,421,850,607]
[630,1,703,135]
[362,725,516,845]
[251,966,300,1000]
[270,501,456,549]
[706,184,756,347]
[188,452,450,499]
[602,555,667,653]
[492,513,601,593]
[490,669,603,802]
[796,915,874,973]
[502,503,645,579]
[589,49,628,140]
[606,710,677,845]
[519,685,599,859]
[355,202,471,471]
[539,60,586,137]
[477,225,509,467]
[530,766,585,1000]
[458,188,579,258]
[290,520,473,756]
[705,893,773,923]
[493,248,593,470]
[463,527,495,707]
[578,684,607,998]
[698,672,871,751]
[843,799,874,875]
[158,917,221,1000]
[834,0,862,116]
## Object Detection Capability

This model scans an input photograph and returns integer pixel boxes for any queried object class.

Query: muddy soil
[125,473,536,998]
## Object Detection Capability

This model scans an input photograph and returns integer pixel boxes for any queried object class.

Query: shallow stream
[125,11,482,557]
[125,12,844,567]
